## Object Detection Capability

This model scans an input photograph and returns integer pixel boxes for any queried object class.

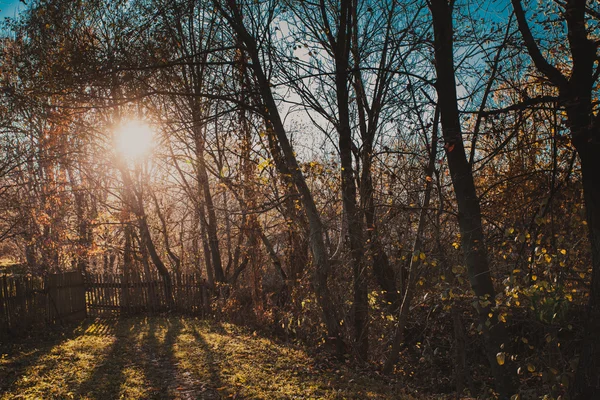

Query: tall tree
[511,0,600,397]
[215,0,344,353]
[427,0,516,396]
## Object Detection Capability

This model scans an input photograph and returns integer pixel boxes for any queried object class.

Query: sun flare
[114,119,154,160]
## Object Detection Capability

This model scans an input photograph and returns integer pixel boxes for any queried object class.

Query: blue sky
[0,0,23,20]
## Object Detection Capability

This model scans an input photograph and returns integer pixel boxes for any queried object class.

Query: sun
[114,119,155,160]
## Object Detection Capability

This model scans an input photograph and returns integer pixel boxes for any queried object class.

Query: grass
[0,316,416,399]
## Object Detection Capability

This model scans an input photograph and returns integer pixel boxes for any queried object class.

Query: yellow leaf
[565,293,573,302]
[452,265,465,274]
[527,363,535,372]
[419,252,426,261]
[560,249,567,255]
[496,352,505,366]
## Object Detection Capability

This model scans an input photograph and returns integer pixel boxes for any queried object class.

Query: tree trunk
[218,0,344,353]
[265,126,308,283]
[569,114,600,399]
[151,191,181,274]
[350,0,399,312]
[123,223,134,276]
[196,144,225,283]
[509,2,600,395]
[197,194,215,285]
[333,0,368,360]
[138,216,174,306]
[73,190,90,274]
[362,156,398,310]
[429,0,516,397]
[118,166,174,306]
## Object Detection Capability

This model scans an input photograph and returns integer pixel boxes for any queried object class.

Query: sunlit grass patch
[174,319,408,399]
[1,316,416,399]
[119,365,151,399]
[1,324,116,399]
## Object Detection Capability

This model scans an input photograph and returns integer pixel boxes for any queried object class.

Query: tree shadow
[74,316,184,399]
[0,318,100,393]
[141,316,223,399]
[3,316,228,399]
[74,318,144,399]
[189,324,224,391]
[138,316,183,397]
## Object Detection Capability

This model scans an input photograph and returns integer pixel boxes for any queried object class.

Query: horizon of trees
[1,0,599,398]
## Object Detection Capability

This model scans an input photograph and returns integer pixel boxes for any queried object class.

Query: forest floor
[0,316,422,399]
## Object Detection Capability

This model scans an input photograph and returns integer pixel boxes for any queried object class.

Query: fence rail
[86,272,210,317]
[0,271,86,339]
[1,271,210,339]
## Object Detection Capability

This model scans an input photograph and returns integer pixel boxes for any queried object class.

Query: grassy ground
[0,316,416,399]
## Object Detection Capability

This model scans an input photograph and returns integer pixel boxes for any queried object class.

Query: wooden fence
[86,272,210,317]
[0,271,86,340]
[1,271,210,339]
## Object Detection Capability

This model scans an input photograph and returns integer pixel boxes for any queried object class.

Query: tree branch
[511,0,568,88]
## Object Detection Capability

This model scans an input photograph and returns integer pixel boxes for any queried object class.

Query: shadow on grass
[73,318,142,399]
[74,316,183,399]
[189,324,224,391]
[3,317,274,399]
[140,316,182,396]
[0,318,99,393]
